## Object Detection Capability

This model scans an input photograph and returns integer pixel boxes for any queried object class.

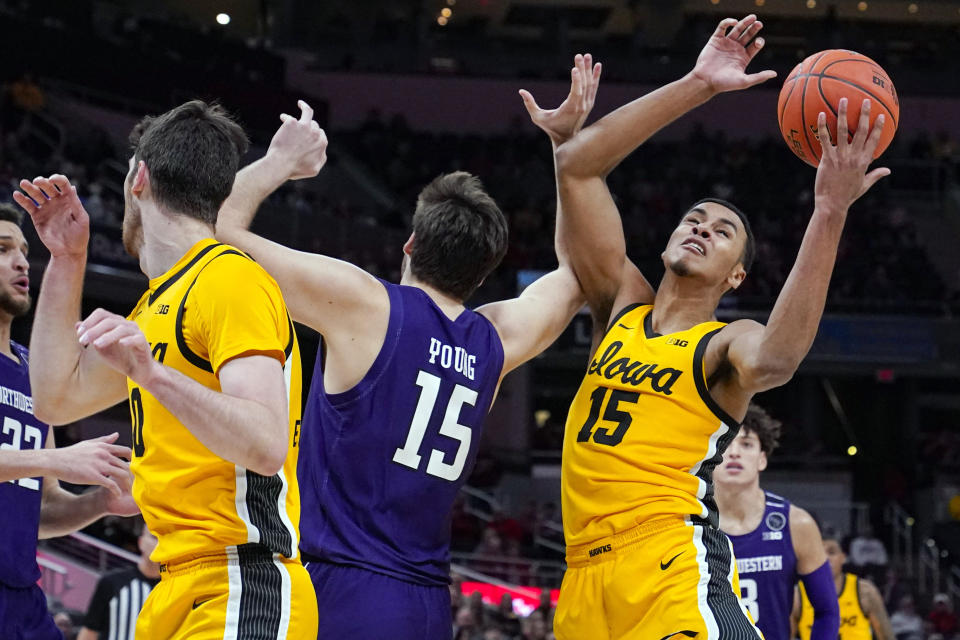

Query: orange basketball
[777,49,899,167]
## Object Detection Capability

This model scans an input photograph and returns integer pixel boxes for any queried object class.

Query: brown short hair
[741,403,782,455]
[129,100,249,225]
[410,172,508,301]
[0,203,24,226]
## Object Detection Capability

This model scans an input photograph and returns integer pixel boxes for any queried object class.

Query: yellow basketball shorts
[135,544,318,640]
[556,519,763,640]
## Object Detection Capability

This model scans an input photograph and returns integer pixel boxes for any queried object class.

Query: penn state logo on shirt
[762,511,786,541]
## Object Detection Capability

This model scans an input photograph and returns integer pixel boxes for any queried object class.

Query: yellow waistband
[565,518,689,567]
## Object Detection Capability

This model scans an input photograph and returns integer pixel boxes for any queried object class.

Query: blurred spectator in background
[490,593,522,637]
[889,594,924,640]
[928,593,958,636]
[78,524,160,640]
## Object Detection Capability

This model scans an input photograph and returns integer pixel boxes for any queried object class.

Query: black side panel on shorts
[237,544,284,640]
[702,526,762,639]
[246,471,294,558]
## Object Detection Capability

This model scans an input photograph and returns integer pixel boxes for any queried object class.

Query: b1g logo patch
[765,512,786,532]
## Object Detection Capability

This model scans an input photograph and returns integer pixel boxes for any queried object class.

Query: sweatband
[800,561,841,640]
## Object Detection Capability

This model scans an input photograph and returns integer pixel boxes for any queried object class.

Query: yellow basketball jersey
[798,573,872,640]
[561,304,739,547]
[797,573,873,640]
[126,239,303,565]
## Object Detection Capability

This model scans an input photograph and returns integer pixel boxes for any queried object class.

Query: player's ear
[727,263,746,291]
[758,450,768,472]
[403,232,415,256]
[131,161,149,198]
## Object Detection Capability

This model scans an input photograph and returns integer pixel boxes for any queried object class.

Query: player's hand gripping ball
[778,49,899,167]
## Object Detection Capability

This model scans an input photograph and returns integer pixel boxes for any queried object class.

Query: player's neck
[402,275,465,321]
[834,571,845,592]
[138,206,216,280]
[715,482,764,533]
[651,274,722,333]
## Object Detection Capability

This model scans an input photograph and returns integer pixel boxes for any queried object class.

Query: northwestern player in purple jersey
[714,404,839,640]
[214,92,595,639]
[0,203,138,640]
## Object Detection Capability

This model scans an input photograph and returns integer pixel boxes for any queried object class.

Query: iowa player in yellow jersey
[14,101,317,639]
[521,15,892,639]
[793,537,894,640]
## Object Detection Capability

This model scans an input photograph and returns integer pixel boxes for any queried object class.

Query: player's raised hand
[12,174,89,259]
[49,433,132,497]
[520,53,602,146]
[77,309,157,386]
[814,98,891,215]
[267,99,329,180]
[691,15,777,94]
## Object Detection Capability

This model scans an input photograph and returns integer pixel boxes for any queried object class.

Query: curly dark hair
[740,403,782,456]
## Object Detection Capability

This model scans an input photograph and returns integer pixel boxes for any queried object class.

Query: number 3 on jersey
[393,370,478,482]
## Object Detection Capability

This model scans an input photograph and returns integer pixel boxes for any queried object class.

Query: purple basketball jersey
[298,282,504,586]
[727,491,798,640]
[0,343,50,588]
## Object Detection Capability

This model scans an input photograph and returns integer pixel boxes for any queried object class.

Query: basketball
[777,49,899,167]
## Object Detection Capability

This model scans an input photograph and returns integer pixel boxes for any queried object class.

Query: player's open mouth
[681,239,706,256]
[725,462,743,471]
[11,278,28,293]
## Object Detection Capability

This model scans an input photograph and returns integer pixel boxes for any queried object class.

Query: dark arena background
[8,0,960,638]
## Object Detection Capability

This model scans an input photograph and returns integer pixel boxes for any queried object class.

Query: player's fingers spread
[740,21,762,44]
[49,174,71,193]
[746,37,766,61]
[11,191,38,215]
[744,70,777,88]
[279,113,295,124]
[518,90,540,115]
[19,179,45,203]
[714,17,738,38]
[817,112,834,156]
[853,99,872,147]
[34,177,55,199]
[298,100,313,123]
[865,114,886,154]
[863,167,892,193]
[836,98,849,148]
[729,14,757,40]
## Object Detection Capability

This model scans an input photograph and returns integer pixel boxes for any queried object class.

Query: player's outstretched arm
[523,54,652,349]
[720,99,891,395]
[476,267,584,376]
[858,578,895,640]
[556,15,775,179]
[0,432,130,487]
[13,176,128,424]
[791,506,840,639]
[216,101,389,340]
[38,431,139,539]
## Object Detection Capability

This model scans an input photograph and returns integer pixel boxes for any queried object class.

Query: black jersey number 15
[576,386,639,447]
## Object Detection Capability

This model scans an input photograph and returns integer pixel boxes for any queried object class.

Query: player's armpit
[789,505,828,574]
[477,266,584,376]
[716,319,797,396]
